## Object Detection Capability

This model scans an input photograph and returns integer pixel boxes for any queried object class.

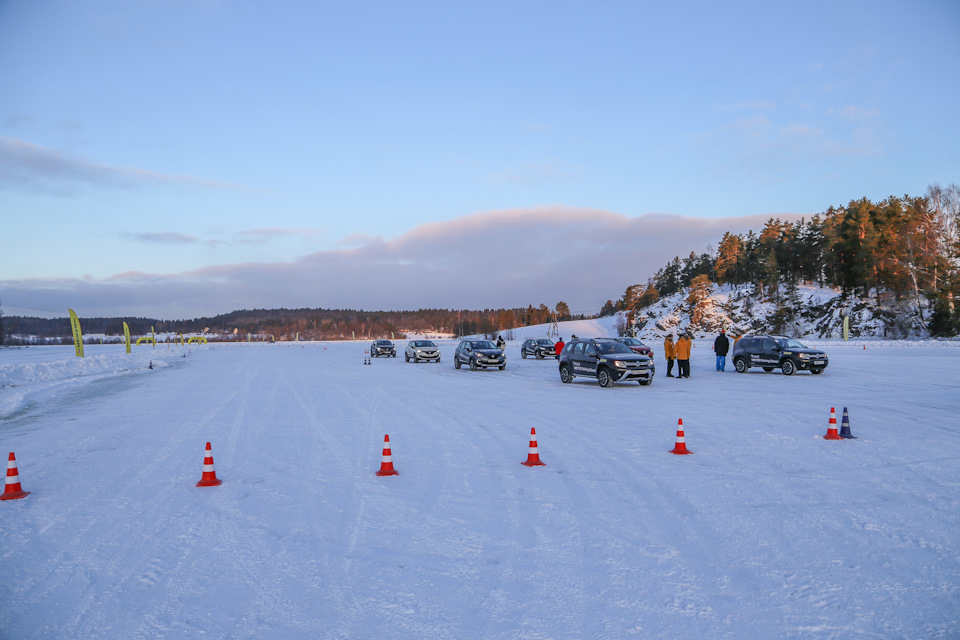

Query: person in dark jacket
[714,330,730,371]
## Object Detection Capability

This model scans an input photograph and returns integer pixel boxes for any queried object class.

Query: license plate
[813,360,824,365]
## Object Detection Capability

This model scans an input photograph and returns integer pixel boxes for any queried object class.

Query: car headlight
[798,353,810,359]
[613,360,626,367]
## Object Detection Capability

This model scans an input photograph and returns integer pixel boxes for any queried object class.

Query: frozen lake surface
[1,336,958,639]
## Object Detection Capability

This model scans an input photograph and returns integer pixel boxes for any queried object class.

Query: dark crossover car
[613,337,654,358]
[454,339,506,371]
[370,339,397,358]
[520,338,556,359]
[558,337,655,387]
[405,340,441,363]
[732,335,828,375]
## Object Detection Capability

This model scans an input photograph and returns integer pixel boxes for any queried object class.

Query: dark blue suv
[732,335,828,375]
[454,339,506,371]
[558,338,654,387]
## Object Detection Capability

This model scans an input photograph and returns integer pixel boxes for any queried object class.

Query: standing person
[676,332,692,378]
[663,333,676,377]
[714,330,730,371]
[496,335,505,350]
[554,337,565,359]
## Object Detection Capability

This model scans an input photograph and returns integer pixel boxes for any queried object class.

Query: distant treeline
[3,303,583,344]
[605,184,960,336]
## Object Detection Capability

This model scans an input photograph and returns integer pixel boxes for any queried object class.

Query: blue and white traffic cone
[839,407,856,439]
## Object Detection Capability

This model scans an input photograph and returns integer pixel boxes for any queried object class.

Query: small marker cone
[522,428,546,466]
[670,419,692,454]
[1,452,30,500]
[823,407,842,440]
[196,442,222,487]
[376,434,399,476]
[839,407,857,439]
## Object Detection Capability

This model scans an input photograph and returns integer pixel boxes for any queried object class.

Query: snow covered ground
[1,334,959,639]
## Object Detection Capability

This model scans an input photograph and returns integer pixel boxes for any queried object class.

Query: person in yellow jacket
[663,334,677,377]
[676,332,693,378]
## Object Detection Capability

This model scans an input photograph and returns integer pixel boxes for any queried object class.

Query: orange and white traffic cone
[1,452,30,500]
[376,434,399,476]
[669,419,692,455]
[823,407,842,440]
[521,428,546,466]
[196,441,222,487]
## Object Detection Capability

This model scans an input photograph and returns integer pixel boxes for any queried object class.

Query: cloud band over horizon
[1,207,805,320]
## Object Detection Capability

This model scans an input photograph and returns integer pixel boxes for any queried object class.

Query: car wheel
[763,367,774,372]
[536,352,543,360]
[810,367,824,375]
[734,357,748,373]
[454,357,461,369]
[405,353,409,362]
[598,368,613,388]
[782,360,796,376]
[498,364,505,371]
[469,359,478,371]
[522,351,527,359]
[559,364,573,383]
[639,378,653,386]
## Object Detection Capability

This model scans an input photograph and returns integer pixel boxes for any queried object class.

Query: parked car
[558,337,655,387]
[520,338,556,359]
[405,340,441,363]
[454,339,506,371]
[370,339,397,358]
[613,336,654,358]
[731,335,828,375]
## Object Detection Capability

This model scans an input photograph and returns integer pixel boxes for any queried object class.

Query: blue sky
[1,0,958,319]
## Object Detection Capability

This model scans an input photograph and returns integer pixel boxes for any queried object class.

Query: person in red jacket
[554,337,565,359]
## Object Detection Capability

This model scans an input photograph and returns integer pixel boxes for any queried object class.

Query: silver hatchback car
[405,339,441,363]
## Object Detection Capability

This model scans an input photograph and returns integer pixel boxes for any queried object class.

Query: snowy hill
[627,283,935,341]
[460,284,936,346]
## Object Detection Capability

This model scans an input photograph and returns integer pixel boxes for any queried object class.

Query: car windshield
[620,338,642,345]
[536,339,553,345]
[471,340,497,349]
[777,338,808,349]
[413,340,436,347]
[597,341,632,355]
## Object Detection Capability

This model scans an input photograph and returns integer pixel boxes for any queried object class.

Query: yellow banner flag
[68,309,84,358]
[152,326,156,349]
[843,316,849,341]
[123,322,131,354]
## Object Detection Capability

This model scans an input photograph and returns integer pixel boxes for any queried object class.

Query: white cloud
[127,232,201,244]
[0,137,247,195]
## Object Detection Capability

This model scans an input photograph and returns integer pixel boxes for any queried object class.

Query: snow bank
[0,345,186,419]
